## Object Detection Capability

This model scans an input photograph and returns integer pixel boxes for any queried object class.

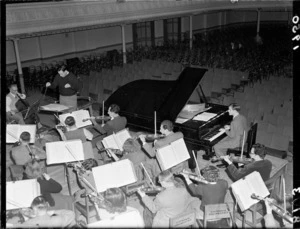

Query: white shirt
[6,92,26,112]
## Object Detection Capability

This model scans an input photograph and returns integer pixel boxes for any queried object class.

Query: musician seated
[223,143,272,182]
[212,103,248,163]
[139,120,188,180]
[181,166,228,220]
[11,132,46,169]
[64,116,93,142]
[106,138,148,181]
[92,104,127,137]
[73,158,98,199]
[6,83,26,124]
[90,187,144,228]
[137,170,201,228]
[16,196,76,228]
[24,159,74,211]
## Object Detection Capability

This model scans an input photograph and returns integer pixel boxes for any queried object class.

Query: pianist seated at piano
[64,116,93,142]
[139,120,188,179]
[11,131,47,172]
[222,143,272,182]
[212,103,248,164]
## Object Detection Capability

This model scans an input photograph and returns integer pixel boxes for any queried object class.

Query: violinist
[64,116,93,142]
[11,131,46,170]
[139,120,188,180]
[181,166,228,220]
[24,159,74,211]
[93,104,127,162]
[6,83,26,124]
[223,143,272,182]
[92,104,127,137]
[137,170,201,228]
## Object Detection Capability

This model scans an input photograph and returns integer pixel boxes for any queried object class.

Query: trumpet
[251,194,293,224]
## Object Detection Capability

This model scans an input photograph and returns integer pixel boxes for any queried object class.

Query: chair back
[203,203,234,228]
[246,123,257,153]
[170,211,196,228]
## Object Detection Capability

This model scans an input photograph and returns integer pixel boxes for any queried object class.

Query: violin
[227,155,253,165]
[181,171,210,184]
[145,134,165,142]
[68,162,113,210]
[83,115,111,122]
[251,194,293,224]
[214,155,253,165]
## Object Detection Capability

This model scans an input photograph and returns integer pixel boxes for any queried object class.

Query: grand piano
[105,67,232,160]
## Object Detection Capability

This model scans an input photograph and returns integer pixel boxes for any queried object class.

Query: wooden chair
[227,123,257,157]
[74,188,100,226]
[199,203,235,228]
[169,211,197,228]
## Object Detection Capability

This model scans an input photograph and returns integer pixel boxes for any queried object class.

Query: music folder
[59,109,92,128]
[230,171,270,212]
[92,159,137,193]
[156,138,190,171]
[45,139,85,164]
[6,124,36,143]
[102,128,131,151]
[6,179,41,210]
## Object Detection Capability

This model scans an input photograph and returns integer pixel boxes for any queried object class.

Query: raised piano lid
[105,67,207,131]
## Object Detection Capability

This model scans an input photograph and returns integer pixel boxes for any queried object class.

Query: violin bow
[240,130,246,159]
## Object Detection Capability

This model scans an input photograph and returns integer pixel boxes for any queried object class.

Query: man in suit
[139,120,188,181]
[212,103,248,162]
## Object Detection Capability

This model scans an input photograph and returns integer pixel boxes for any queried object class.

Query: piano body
[105,67,232,159]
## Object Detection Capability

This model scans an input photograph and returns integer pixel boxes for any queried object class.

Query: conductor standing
[46,65,79,112]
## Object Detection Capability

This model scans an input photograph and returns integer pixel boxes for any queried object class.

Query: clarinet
[251,194,293,224]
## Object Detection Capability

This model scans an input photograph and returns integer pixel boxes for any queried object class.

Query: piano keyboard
[206,128,226,142]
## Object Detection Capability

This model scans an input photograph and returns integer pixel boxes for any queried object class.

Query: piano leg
[201,146,214,160]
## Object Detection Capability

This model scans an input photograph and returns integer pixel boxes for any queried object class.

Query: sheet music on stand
[40,103,71,112]
[92,159,137,192]
[230,171,270,212]
[59,109,92,128]
[156,138,190,171]
[6,124,36,143]
[6,179,40,210]
[45,139,84,164]
[192,112,217,122]
[102,128,131,151]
